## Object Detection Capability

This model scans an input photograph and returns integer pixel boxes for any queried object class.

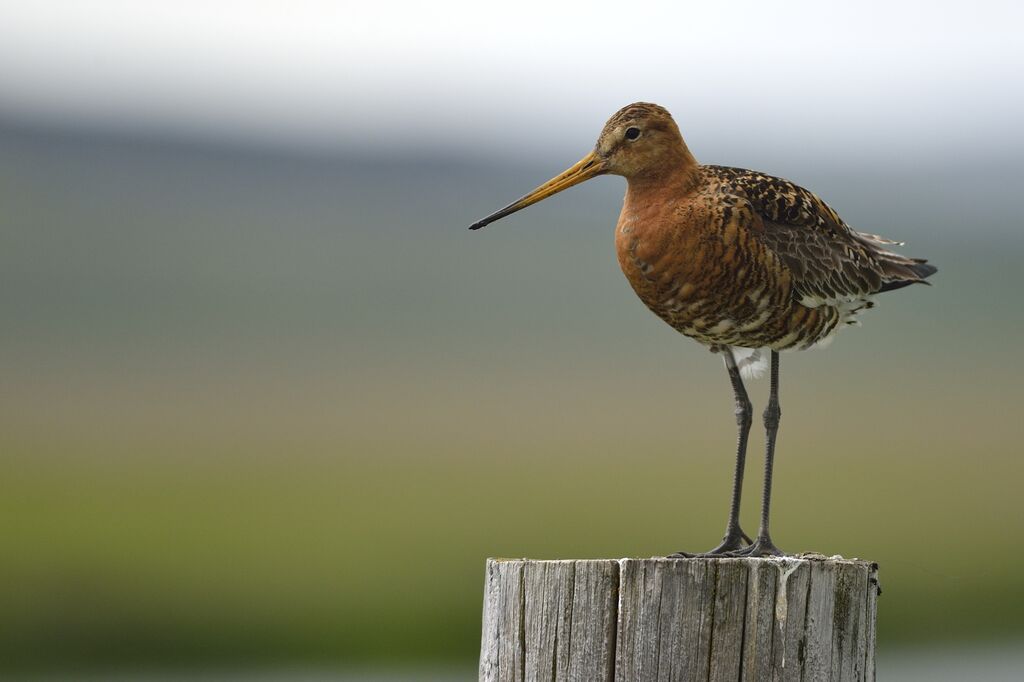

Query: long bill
[469,151,607,230]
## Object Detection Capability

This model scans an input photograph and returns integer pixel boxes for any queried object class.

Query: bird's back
[702,165,936,301]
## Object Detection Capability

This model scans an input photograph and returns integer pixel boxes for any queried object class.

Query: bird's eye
[625,127,641,141]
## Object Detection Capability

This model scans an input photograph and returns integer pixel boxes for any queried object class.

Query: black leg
[717,349,755,547]
[729,350,785,557]
[668,348,753,557]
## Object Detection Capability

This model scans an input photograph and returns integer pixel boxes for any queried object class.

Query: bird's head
[595,102,689,178]
[470,102,693,230]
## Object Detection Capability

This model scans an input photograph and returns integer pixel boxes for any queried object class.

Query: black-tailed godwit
[470,102,936,557]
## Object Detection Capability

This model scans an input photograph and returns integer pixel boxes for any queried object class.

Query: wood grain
[480,556,879,682]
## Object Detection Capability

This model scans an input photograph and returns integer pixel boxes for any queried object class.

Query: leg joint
[735,397,753,426]
[763,402,781,429]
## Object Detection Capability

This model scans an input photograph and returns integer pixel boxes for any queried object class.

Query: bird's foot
[667,527,752,558]
[717,535,785,558]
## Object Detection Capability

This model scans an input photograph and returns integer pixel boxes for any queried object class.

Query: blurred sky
[1,0,1022,163]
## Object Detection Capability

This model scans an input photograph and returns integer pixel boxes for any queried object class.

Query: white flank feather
[731,347,768,380]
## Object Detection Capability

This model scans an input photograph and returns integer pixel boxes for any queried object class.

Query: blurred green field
[1,124,1023,673]
[3,424,1023,670]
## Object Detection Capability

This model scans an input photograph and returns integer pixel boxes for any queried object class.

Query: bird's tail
[855,231,937,292]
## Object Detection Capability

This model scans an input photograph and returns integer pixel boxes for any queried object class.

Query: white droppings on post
[775,558,803,624]
[774,558,804,672]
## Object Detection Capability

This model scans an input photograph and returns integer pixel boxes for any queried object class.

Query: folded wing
[704,165,936,308]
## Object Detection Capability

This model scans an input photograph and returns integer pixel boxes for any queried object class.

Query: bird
[469,102,936,557]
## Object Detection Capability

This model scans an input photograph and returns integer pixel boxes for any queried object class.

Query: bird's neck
[625,146,701,197]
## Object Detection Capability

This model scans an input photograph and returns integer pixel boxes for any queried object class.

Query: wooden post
[479,556,879,682]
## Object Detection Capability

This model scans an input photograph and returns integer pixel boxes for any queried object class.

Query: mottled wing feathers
[703,165,935,307]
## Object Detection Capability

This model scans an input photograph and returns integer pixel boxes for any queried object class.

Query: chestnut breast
[614,187,794,348]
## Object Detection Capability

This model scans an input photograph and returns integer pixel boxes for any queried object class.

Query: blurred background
[1,1,1022,679]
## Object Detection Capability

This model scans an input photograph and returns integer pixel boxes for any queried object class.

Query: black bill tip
[469,209,509,231]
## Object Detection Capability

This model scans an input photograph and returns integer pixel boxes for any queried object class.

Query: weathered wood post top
[479,556,879,682]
